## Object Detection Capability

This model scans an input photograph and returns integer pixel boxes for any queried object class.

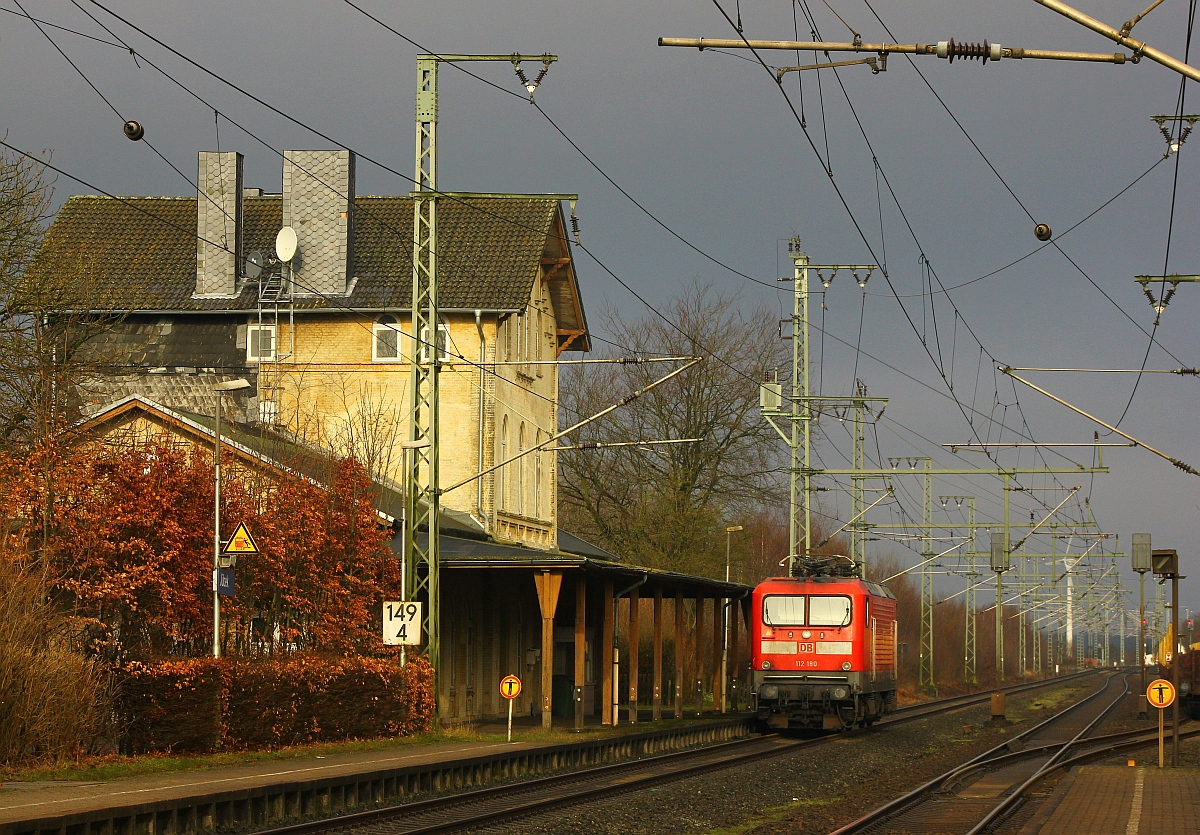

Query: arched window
[517,423,526,515]
[533,430,542,519]
[372,314,401,362]
[498,415,508,511]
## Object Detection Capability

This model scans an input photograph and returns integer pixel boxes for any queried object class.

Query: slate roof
[34,194,571,313]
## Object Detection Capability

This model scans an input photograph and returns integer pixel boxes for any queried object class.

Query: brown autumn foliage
[0,432,421,763]
[0,559,111,765]
[1,434,401,662]
[118,654,434,754]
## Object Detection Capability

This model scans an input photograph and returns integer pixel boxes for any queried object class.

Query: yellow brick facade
[258,274,560,550]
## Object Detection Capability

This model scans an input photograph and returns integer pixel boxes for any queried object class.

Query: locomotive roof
[756,576,896,600]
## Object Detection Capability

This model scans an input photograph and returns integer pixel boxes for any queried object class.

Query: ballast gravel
[467,679,1106,835]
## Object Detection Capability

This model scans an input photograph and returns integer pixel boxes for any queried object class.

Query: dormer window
[373,315,402,362]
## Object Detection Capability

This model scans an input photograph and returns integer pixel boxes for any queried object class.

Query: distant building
[33,150,590,550]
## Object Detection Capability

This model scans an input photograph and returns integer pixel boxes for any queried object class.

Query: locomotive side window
[808,595,852,627]
[763,595,805,626]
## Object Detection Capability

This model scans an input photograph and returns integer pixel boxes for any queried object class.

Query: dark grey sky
[4,1,1198,620]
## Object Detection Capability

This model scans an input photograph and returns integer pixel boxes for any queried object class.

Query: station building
[33,150,752,726]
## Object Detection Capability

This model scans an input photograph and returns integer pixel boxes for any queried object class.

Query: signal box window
[809,595,852,627]
[763,595,805,627]
[246,324,276,362]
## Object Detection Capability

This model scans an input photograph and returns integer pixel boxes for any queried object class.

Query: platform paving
[1022,764,1200,834]
[0,737,528,825]
[0,713,748,834]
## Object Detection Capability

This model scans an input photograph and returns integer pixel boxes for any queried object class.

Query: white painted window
[373,316,402,361]
[419,323,449,363]
[516,312,524,364]
[246,324,276,362]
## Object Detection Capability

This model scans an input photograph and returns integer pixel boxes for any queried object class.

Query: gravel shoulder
[464,677,1108,835]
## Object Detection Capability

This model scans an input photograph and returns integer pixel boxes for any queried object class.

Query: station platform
[0,714,753,835]
[1020,764,1200,834]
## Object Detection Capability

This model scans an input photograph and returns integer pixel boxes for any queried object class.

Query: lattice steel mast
[405,54,556,709]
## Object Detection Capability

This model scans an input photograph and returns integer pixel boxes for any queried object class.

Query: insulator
[514,66,531,87]
[938,38,992,64]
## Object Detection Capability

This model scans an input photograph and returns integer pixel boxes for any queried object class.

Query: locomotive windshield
[762,595,805,626]
[809,595,852,626]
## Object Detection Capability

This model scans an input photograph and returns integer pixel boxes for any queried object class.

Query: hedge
[116,654,434,753]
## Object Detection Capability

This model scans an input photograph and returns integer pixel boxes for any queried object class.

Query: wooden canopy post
[694,595,706,715]
[713,595,724,713]
[628,587,640,724]
[674,591,684,718]
[728,596,742,711]
[574,577,586,731]
[533,570,563,731]
[602,580,614,725]
[652,589,663,721]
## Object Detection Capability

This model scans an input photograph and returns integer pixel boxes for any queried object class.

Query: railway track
[252,670,1100,835]
[831,670,1192,835]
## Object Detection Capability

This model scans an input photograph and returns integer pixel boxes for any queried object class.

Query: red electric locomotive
[751,563,897,731]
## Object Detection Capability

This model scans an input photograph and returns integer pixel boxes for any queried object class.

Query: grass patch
[706,797,840,835]
[2,714,733,783]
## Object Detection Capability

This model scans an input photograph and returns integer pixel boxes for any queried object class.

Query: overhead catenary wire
[30,0,1149,488]
[1104,0,1197,431]
[21,3,1123,561]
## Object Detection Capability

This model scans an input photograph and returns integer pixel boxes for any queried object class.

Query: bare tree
[0,149,128,447]
[558,281,787,577]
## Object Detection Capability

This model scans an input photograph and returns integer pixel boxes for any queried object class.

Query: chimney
[282,150,355,296]
[195,151,243,297]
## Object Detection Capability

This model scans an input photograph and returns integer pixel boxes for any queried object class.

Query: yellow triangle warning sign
[223,521,259,554]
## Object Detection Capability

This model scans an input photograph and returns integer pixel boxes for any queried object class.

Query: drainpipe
[612,575,649,726]
[475,310,487,528]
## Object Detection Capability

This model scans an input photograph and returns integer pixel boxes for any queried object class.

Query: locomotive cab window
[808,595,852,627]
[762,595,805,626]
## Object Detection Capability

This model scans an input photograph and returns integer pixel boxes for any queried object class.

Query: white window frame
[419,323,450,363]
[246,324,276,363]
[372,320,403,362]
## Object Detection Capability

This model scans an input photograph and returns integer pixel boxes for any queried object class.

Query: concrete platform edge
[2,717,756,835]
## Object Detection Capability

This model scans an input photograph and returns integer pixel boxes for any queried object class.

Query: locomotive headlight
[760,684,779,699]
[762,660,772,670]
[832,686,849,700]
[842,661,852,671]
[1182,681,1192,693]
[802,630,812,639]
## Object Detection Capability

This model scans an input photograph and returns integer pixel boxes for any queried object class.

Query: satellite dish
[275,226,298,262]
[245,250,264,280]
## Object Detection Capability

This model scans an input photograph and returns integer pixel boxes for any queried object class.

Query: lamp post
[721,525,744,713]
[212,379,251,658]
